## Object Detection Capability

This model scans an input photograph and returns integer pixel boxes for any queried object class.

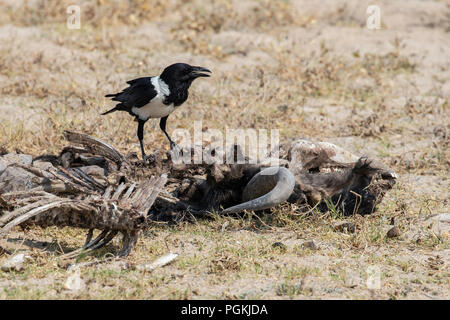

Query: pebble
[0,153,32,166]
[1,253,27,272]
[387,226,400,238]
[64,267,86,292]
[302,240,319,250]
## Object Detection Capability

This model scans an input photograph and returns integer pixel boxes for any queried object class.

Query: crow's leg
[159,116,177,149]
[137,119,147,160]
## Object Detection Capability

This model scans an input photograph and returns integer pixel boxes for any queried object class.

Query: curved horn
[222,167,295,214]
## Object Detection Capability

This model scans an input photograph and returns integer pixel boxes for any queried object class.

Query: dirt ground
[0,0,448,299]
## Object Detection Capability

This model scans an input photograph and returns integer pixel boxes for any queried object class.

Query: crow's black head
[160,63,211,85]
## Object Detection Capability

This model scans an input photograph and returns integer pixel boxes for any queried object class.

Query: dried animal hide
[157,140,397,217]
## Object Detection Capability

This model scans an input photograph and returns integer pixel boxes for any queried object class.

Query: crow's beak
[190,66,211,78]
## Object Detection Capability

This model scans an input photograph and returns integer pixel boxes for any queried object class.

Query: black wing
[105,77,157,110]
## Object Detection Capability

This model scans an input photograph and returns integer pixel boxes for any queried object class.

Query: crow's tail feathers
[103,91,130,115]
[101,107,118,115]
[101,103,128,116]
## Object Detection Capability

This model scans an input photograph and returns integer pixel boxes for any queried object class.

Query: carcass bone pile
[0,131,167,257]
[0,131,397,257]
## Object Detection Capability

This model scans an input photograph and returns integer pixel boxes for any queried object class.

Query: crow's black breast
[164,81,191,107]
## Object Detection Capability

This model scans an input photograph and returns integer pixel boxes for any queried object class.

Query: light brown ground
[0,0,448,299]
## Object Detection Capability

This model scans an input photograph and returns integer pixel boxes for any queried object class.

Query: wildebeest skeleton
[0,131,396,257]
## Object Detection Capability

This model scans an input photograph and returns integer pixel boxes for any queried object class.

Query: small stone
[277,105,288,112]
[0,153,32,166]
[1,253,26,272]
[272,242,287,252]
[387,226,401,238]
[333,222,356,234]
[0,166,38,192]
[0,153,33,177]
[64,267,86,292]
[302,240,319,250]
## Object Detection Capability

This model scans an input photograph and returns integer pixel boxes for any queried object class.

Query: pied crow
[102,63,211,160]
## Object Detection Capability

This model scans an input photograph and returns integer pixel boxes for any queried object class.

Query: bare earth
[0,0,448,299]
